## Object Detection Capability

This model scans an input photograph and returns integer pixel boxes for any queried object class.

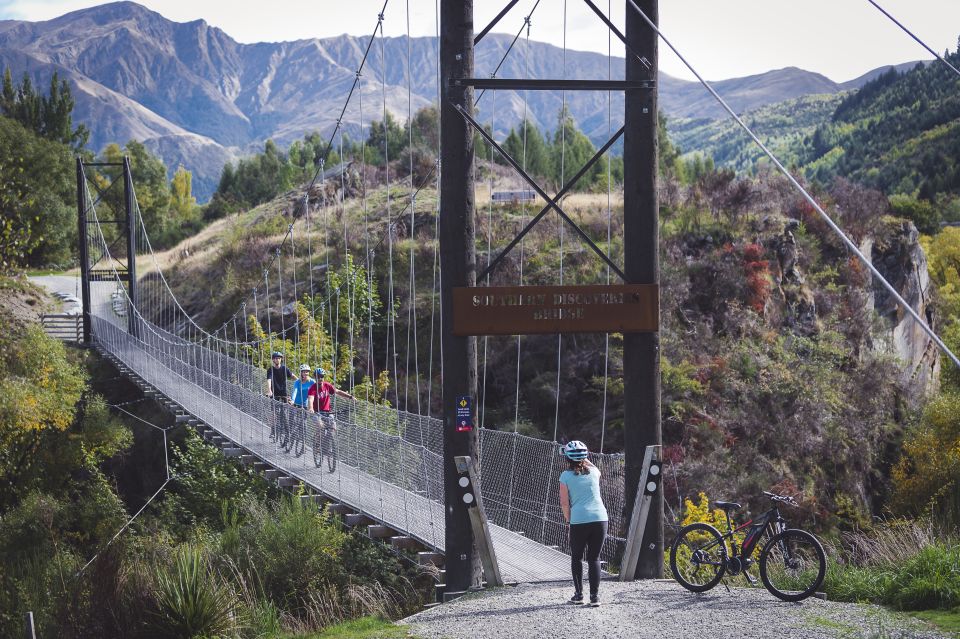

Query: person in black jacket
[266,351,295,440]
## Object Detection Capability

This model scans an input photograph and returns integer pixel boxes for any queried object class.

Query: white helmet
[562,440,589,461]
[299,364,311,373]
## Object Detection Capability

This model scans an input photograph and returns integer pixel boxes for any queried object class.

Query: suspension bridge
[44,0,960,601]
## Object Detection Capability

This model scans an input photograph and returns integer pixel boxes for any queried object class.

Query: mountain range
[0,1,918,200]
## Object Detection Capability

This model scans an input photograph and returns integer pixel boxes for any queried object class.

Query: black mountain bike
[287,409,306,457]
[313,413,338,472]
[669,491,827,602]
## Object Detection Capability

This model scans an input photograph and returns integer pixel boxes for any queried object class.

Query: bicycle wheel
[277,417,289,449]
[292,418,305,457]
[313,424,323,468]
[759,529,826,602]
[325,431,337,473]
[670,523,727,592]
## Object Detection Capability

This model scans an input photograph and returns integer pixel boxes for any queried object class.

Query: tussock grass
[823,520,960,611]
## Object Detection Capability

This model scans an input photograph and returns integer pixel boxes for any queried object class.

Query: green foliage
[501,119,553,181]
[890,194,940,235]
[824,523,960,612]
[0,116,77,268]
[922,227,960,319]
[152,543,245,639]
[669,93,843,176]
[238,496,346,607]
[307,616,408,639]
[890,391,960,523]
[367,111,407,165]
[159,429,275,534]
[799,54,960,201]
[0,323,87,506]
[0,67,89,150]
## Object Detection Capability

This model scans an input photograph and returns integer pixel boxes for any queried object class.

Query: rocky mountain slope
[0,2,915,200]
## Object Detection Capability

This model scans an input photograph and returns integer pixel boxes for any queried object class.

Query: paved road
[31,274,81,313]
[405,580,949,639]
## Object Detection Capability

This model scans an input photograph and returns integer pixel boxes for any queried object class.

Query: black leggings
[570,520,607,596]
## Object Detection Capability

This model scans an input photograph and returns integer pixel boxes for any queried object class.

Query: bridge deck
[91,316,573,584]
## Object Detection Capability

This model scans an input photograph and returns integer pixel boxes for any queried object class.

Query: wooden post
[454,456,504,587]
[623,0,663,579]
[439,0,480,595]
[620,445,661,581]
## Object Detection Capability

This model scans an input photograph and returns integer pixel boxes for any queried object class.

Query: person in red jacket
[308,367,353,419]
[309,367,352,470]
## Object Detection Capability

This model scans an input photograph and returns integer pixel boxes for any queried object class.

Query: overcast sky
[1,0,958,83]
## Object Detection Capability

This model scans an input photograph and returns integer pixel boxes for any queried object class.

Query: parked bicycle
[313,412,338,472]
[669,491,826,601]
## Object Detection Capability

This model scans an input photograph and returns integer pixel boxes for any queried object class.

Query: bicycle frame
[700,506,788,577]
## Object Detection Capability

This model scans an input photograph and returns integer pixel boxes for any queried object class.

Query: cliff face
[763,216,939,396]
[866,221,941,395]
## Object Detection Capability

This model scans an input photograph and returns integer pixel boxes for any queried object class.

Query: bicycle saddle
[714,501,741,511]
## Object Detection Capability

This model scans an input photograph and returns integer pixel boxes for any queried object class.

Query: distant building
[492,190,537,203]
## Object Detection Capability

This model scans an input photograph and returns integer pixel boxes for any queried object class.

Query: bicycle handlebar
[763,490,799,506]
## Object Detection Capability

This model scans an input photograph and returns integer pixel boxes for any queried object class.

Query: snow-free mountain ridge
[0,2,916,200]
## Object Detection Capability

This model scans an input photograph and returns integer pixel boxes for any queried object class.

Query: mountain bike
[669,491,826,602]
[286,408,306,457]
[313,413,338,472]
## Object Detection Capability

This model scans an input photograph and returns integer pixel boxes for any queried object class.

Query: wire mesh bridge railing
[87,280,629,583]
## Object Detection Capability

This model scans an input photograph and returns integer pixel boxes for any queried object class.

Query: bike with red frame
[669,491,826,601]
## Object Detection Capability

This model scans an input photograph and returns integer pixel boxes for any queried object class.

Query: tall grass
[823,520,960,611]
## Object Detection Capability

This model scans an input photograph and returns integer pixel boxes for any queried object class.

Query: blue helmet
[315,367,327,378]
[271,351,283,359]
[563,440,589,461]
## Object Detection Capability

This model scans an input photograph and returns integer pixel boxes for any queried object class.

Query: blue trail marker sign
[456,395,473,432]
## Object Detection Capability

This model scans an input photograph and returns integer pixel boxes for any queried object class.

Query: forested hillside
[799,54,960,204]
[669,93,844,174]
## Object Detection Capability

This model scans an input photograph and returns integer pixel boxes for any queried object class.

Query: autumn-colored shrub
[743,242,771,314]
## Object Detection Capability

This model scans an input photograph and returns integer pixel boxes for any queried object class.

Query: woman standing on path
[559,440,608,607]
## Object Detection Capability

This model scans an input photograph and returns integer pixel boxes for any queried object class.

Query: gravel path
[405,580,949,639]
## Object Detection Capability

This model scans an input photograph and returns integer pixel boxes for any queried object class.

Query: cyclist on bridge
[308,367,353,423]
[290,364,316,412]
[559,440,608,607]
[266,351,295,440]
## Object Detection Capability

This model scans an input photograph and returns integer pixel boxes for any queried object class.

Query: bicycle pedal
[744,572,758,585]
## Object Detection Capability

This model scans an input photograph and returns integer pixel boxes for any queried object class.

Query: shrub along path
[405,580,949,639]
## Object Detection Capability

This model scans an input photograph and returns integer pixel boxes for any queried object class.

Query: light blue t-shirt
[291,379,315,408]
[560,468,608,524]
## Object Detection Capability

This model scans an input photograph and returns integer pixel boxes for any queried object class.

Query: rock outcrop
[866,220,940,395]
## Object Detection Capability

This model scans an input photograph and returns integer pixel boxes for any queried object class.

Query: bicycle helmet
[272,351,284,359]
[299,364,311,373]
[562,440,589,461]
[314,367,327,378]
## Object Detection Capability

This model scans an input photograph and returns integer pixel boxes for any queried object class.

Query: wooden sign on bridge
[452,284,659,336]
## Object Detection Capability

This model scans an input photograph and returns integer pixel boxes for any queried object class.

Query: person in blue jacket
[559,440,608,607]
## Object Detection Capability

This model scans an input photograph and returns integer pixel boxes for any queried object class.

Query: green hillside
[669,93,844,174]
[798,58,960,202]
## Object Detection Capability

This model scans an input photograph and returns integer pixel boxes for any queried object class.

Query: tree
[99,141,171,248]
[170,165,197,218]
[889,193,940,235]
[0,116,76,268]
[366,112,406,165]
[501,120,551,181]
[409,105,440,152]
[551,106,600,190]
[0,68,88,150]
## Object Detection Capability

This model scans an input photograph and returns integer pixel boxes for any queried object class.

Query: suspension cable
[625,0,960,369]
[866,0,960,78]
